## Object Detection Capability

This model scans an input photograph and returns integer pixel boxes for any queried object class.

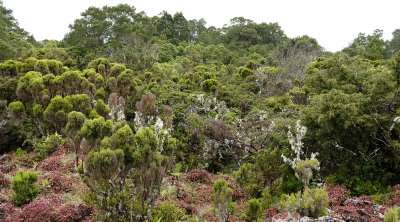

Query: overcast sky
[3,0,400,52]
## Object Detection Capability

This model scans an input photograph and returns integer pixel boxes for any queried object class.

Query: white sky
[3,0,400,52]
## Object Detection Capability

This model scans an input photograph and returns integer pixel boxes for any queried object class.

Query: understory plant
[211,178,235,222]
[11,170,39,206]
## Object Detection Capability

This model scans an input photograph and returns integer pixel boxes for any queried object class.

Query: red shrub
[204,211,218,222]
[185,169,211,184]
[178,196,197,215]
[17,195,63,222]
[0,172,11,189]
[0,164,13,174]
[51,144,72,156]
[41,172,76,194]
[0,154,13,164]
[16,156,35,168]
[37,155,62,172]
[52,203,92,222]
[326,184,350,206]
[0,202,16,221]
[194,184,214,202]
[37,154,74,173]
[263,207,279,219]
[332,196,382,221]
[18,199,53,222]
[390,184,400,206]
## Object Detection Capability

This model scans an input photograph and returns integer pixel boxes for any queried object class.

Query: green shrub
[243,199,262,222]
[15,147,27,159]
[8,101,26,119]
[211,179,235,222]
[239,67,254,78]
[11,170,39,206]
[261,186,272,209]
[281,166,303,194]
[151,200,186,222]
[33,133,66,161]
[15,148,34,168]
[384,207,400,222]
[76,165,84,174]
[235,148,284,198]
[171,75,179,83]
[280,186,329,218]
[202,79,218,92]
[34,60,49,73]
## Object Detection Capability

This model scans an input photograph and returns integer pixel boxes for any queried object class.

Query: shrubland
[1,1,400,221]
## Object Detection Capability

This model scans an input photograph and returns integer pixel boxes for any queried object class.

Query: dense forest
[1,1,400,221]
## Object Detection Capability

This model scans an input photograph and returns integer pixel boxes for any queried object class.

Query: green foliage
[294,158,320,188]
[43,95,73,131]
[15,147,27,158]
[211,178,234,222]
[342,29,391,60]
[260,186,272,209]
[303,55,400,194]
[86,148,124,181]
[243,198,262,222]
[202,79,217,92]
[16,71,44,103]
[79,116,113,150]
[32,104,44,117]
[8,101,25,118]
[281,166,303,194]
[238,67,254,78]
[235,147,284,198]
[11,170,39,206]
[280,186,329,218]
[94,99,110,117]
[384,207,400,222]
[87,58,111,74]
[84,126,176,220]
[76,165,84,174]
[34,59,49,74]
[151,200,186,222]
[33,133,66,161]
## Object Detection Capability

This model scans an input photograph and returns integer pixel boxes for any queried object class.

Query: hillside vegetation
[1,2,400,221]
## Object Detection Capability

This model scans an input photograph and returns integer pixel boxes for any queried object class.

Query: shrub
[280,186,329,218]
[281,120,319,189]
[326,184,350,206]
[243,198,262,222]
[261,186,272,210]
[8,101,25,119]
[235,147,284,198]
[390,184,400,206]
[15,148,34,168]
[76,165,84,174]
[33,133,66,161]
[384,207,400,222]
[281,166,303,194]
[0,172,11,189]
[211,179,235,222]
[17,195,62,221]
[18,198,52,222]
[185,169,211,184]
[52,203,92,222]
[37,155,74,173]
[41,171,75,194]
[151,200,186,222]
[332,196,382,221]
[11,170,39,206]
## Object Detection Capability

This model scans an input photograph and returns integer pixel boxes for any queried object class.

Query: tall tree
[391,29,400,53]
